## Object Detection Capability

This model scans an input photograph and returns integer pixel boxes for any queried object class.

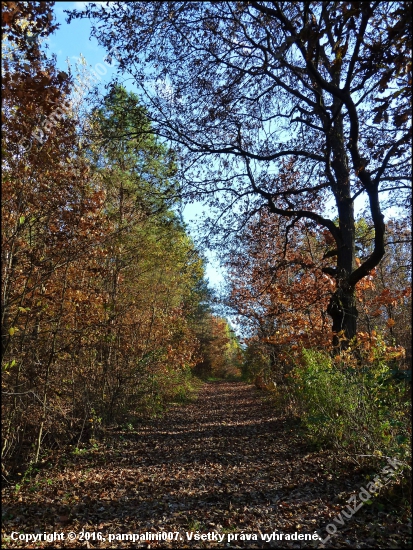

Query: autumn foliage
[1,2,222,473]
[1,1,411,482]
[226,210,411,386]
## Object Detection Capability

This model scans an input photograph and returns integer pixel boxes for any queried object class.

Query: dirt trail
[2,382,410,548]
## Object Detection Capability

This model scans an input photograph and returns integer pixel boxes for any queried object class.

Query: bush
[158,364,199,405]
[291,346,411,463]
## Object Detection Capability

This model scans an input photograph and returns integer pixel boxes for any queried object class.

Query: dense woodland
[2,2,242,472]
[1,2,412,548]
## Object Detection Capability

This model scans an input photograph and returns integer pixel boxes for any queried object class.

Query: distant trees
[225,210,332,383]
[226,211,332,346]
[192,313,243,380]
[355,219,412,367]
[71,1,412,347]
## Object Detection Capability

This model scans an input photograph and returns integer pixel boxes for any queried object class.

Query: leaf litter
[2,382,411,548]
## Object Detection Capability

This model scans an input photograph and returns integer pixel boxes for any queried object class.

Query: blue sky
[44,2,401,303]
[45,1,226,290]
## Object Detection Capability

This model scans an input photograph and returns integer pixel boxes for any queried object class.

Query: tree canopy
[70,1,412,346]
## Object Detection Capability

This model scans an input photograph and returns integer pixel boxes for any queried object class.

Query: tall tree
[2,6,209,471]
[70,1,412,347]
[2,1,108,464]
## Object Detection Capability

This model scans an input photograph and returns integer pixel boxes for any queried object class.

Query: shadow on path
[3,382,409,548]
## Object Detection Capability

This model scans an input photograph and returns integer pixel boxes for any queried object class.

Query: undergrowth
[275,340,412,517]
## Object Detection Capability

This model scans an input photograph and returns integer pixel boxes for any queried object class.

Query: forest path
[2,382,409,548]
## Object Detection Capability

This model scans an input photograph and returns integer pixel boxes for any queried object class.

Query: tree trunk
[331,197,357,348]
[327,284,358,349]
[328,111,358,349]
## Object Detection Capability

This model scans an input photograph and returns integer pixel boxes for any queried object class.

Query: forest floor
[2,382,411,549]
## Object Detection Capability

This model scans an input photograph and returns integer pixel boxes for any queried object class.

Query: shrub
[291,345,411,463]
